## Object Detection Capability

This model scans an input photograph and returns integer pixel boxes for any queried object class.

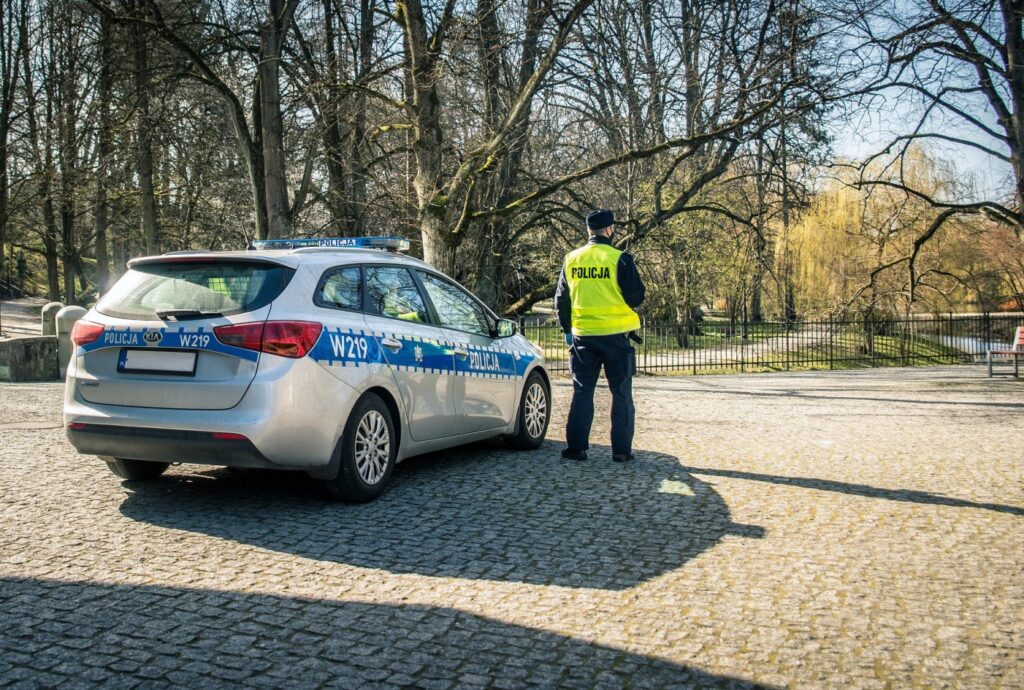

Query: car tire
[323,393,397,503]
[505,371,550,450]
[103,457,169,481]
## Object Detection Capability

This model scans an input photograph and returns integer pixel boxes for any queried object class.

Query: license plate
[118,349,197,376]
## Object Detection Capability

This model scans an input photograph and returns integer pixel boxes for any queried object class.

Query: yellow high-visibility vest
[564,242,641,336]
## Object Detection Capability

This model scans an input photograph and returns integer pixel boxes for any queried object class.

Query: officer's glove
[564,333,573,347]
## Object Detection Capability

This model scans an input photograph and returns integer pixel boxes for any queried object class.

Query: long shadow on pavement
[682,466,1024,516]
[119,442,763,590]
[649,383,1024,410]
[0,577,772,688]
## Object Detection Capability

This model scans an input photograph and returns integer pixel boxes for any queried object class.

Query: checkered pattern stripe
[310,327,536,380]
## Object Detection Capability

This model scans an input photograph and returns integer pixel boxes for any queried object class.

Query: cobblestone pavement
[1,366,1022,688]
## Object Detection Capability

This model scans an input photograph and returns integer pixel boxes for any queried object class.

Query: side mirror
[496,318,518,338]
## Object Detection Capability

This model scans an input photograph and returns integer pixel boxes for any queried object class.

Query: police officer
[555,209,645,462]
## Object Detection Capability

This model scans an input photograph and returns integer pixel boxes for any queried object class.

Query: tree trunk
[20,17,59,300]
[1001,0,1024,223]
[0,138,7,292]
[751,138,767,322]
[420,209,457,275]
[0,0,25,289]
[399,0,457,270]
[61,218,75,304]
[249,81,269,240]
[411,89,451,270]
[0,99,8,291]
[320,0,350,233]
[132,5,159,254]
[672,259,690,347]
[473,245,504,307]
[347,0,374,233]
[680,0,701,138]
[44,234,59,300]
[59,20,78,304]
[258,0,298,239]
[94,12,113,293]
[0,163,6,293]
[113,237,128,279]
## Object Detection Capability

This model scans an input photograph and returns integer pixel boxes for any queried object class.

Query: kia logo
[143,331,162,344]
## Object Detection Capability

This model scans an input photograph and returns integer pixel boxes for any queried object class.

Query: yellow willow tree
[791,149,973,318]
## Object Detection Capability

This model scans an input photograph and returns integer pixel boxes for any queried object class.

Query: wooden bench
[987,326,1024,378]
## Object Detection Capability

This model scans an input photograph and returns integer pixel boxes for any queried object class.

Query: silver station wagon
[64,237,551,502]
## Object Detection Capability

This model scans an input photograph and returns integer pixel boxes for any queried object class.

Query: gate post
[829,316,834,370]
[984,312,991,362]
[641,318,647,375]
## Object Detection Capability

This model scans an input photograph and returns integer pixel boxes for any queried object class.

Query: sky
[824,0,1014,204]
[831,108,1013,204]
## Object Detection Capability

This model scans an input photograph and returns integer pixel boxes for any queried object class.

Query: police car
[63,237,550,502]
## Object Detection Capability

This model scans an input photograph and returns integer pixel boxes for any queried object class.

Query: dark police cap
[586,209,614,231]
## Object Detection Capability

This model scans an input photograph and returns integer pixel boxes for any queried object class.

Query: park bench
[987,326,1024,378]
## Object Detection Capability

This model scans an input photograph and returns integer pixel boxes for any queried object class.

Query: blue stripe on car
[80,325,537,378]
[77,326,260,362]
[309,328,535,380]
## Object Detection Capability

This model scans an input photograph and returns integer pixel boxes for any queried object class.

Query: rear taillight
[70,321,104,347]
[261,321,322,357]
[213,322,264,351]
[214,321,322,359]
[211,432,247,441]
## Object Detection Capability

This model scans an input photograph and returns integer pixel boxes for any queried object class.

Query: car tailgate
[74,309,269,410]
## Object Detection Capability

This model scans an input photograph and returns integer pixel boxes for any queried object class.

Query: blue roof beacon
[250,236,411,252]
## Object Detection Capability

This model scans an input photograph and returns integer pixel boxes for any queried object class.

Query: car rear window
[96,260,295,320]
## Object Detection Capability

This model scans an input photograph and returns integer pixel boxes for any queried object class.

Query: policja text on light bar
[250,236,410,252]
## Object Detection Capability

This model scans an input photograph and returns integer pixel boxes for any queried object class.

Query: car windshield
[96,260,294,320]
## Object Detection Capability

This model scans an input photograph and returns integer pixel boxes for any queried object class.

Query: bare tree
[493,0,835,315]
[395,0,596,274]
[0,0,27,289]
[846,0,1023,300]
[96,0,301,239]
[291,0,385,233]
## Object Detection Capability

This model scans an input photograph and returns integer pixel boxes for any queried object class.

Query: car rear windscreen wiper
[155,309,223,321]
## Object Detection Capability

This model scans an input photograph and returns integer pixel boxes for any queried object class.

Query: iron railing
[522,314,1024,376]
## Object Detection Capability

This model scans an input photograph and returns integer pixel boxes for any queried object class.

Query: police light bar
[250,236,410,252]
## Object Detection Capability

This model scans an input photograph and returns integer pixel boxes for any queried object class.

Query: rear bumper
[63,356,361,470]
[66,424,279,469]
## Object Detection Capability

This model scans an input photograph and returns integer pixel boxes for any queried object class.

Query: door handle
[381,337,403,352]
[453,347,469,358]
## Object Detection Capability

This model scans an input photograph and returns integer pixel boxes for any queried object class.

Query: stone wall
[0,336,60,382]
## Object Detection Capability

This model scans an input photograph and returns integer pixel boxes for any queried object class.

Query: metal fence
[522,313,1024,376]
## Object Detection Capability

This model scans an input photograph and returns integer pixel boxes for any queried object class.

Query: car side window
[315,266,362,311]
[418,271,492,336]
[365,266,430,323]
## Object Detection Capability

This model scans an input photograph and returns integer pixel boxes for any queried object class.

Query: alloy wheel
[524,382,547,438]
[354,410,390,485]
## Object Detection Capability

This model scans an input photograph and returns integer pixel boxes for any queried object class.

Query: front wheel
[323,393,397,503]
[505,372,550,450]
[102,457,169,481]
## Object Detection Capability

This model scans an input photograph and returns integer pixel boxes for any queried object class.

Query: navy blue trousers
[566,333,636,456]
